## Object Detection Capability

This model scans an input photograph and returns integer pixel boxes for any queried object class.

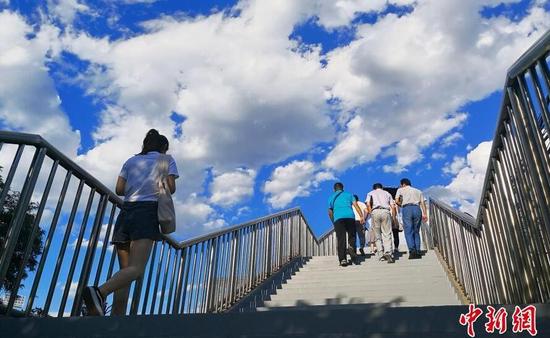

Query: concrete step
[263,296,462,307]
[270,291,458,303]
[287,273,449,283]
[261,250,460,310]
[274,283,457,294]
[279,279,454,290]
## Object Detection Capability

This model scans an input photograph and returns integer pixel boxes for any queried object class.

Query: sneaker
[378,254,387,261]
[340,260,349,267]
[347,247,358,259]
[409,251,421,260]
[82,286,105,316]
[386,254,395,263]
[359,248,366,256]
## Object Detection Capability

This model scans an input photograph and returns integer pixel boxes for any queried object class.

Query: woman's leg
[98,239,154,301]
[111,243,130,315]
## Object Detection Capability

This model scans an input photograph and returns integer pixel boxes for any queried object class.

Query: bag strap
[156,154,170,190]
[329,191,344,210]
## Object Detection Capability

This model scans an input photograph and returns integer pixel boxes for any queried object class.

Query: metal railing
[428,30,550,305]
[0,130,333,317]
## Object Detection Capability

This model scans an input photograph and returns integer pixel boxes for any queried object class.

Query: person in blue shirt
[328,182,364,266]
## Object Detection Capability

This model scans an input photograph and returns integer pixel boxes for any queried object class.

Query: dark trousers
[334,218,356,262]
[355,221,366,248]
[392,228,400,251]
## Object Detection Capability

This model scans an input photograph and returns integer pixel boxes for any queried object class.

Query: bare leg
[98,239,153,303]
[111,243,130,316]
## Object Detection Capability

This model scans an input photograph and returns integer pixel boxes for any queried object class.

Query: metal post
[0,147,47,285]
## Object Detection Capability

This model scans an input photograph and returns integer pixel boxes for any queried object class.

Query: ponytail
[139,129,169,155]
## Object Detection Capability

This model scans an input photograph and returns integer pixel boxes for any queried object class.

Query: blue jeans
[402,205,422,252]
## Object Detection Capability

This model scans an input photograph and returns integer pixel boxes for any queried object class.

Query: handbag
[156,154,176,234]
[392,216,404,232]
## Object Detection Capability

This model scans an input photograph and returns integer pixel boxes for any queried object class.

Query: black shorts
[111,201,163,244]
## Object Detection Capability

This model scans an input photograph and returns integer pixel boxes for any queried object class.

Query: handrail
[0,131,122,205]
[175,207,320,248]
[428,29,550,305]
[0,130,334,318]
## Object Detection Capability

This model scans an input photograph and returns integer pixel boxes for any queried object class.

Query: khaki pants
[371,209,393,255]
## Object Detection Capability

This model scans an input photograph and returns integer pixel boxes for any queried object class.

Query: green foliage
[0,168,45,293]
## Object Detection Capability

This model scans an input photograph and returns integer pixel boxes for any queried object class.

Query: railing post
[0,147,46,286]
[71,194,108,316]
[205,238,218,313]
[7,159,58,315]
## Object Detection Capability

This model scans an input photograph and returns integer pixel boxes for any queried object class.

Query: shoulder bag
[156,154,176,234]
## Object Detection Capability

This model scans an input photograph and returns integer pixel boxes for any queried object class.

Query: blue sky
[1,1,549,241]
[1,0,550,316]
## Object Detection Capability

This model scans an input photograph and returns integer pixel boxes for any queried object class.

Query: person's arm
[115,176,126,196]
[395,191,402,207]
[352,201,364,224]
[328,209,334,223]
[420,198,428,222]
[166,155,178,194]
[389,194,397,224]
[366,194,373,215]
[166,175,176,194]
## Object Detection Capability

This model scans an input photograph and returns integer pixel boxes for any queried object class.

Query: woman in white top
[83,129,179,316]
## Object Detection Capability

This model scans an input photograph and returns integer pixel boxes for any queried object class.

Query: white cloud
[58,1,335,235]
[431,152,446,160]
[204,218,227,230]
[323,0,550,172]
[48,0,89,25]
[441,132,463,148]
[0,11,80,156]
[425,141,492,215]
[312,0,416,29]
[209,168,256,208]
[121,0,160,4]
[264,160,334,209]
[443,156,467,175]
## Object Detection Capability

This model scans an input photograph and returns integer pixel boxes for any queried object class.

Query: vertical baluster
[172,248,186,314]
[166,247,181,314]
[158,247,173,314]
[7,159,57,315]
[141,241,158,314]
[93,203,117,286]
[26,170,72,314]
[0,144,25,210]
[205,237,218,312]
[150,241,167,314]
[43,179,85,314]
[0,147,46,285]
[71,194,108,316]
[58,187,96,316]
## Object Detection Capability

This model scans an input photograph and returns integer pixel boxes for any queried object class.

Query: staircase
[262,250,462,310]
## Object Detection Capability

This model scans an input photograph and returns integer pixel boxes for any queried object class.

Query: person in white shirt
[395,178,427,259]
[82,129,179,316]
[365,183,397,263]
[353,195,368,256]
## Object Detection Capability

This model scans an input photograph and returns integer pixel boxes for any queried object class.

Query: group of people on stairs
[327,179,427,267]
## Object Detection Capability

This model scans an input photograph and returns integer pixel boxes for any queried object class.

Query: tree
[0,167,45,296]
